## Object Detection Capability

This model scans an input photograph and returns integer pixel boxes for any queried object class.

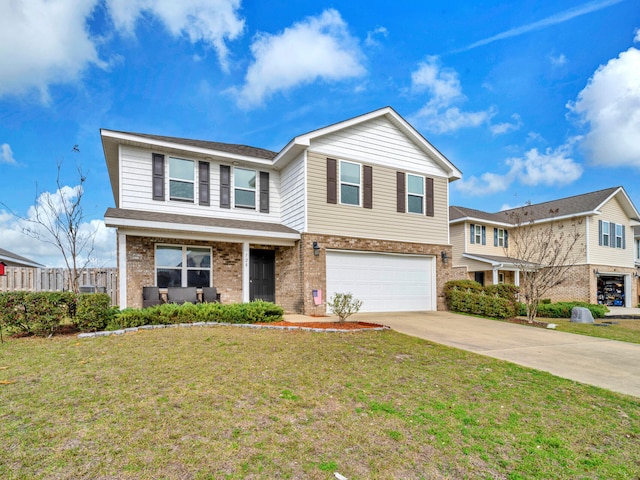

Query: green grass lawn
[551,318,640,344]
[1,327,639,479]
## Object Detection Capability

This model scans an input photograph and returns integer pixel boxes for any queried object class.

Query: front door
[250,249,275,302]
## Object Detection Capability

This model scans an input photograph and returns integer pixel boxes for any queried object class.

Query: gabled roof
[0,247,44,268]
[273,106,462,179]
[451,187,640,226]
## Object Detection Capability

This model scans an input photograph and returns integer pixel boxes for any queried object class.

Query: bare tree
[21,162,97,294]
[505,206,585,323]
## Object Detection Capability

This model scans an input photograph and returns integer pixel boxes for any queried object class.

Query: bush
[443,280,483,299]
[108,301,284,330]
[524,301,608,319]
[328,292,363,323]
[447,290,516,319]
[0,291,76,337]
[74,293,117,332]
[484,283,519,302]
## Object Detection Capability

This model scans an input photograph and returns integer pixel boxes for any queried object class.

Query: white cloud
[1,144,17,164]
[233,9,366,108]
[549,53,567,66]
[490,114,523,135]
[0,0,104,101]
[410,57,494,134]
[455,143,583,196]
[0,186,115,268]
[365,26,388,47]
[568,47,640,167]
[634,28,640,43]
[105,0,244,71]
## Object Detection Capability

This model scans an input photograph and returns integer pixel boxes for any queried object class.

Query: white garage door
[326,250,434,313]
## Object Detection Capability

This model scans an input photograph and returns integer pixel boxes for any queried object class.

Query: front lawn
[1,327,639,479]
[552,318,640,344]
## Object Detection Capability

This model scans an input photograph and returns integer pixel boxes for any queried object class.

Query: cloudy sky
[1,0,639,267]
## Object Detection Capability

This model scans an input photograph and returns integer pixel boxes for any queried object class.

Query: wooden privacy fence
[0,267,118,305]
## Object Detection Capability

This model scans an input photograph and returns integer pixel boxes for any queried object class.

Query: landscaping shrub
[519,301,608,319]
[0,291,76,337]
[443,280,483,298]
[74,293,117,332]
[484,283,519,301]
[328,292,363,322]
[447,290,516,319]
[108,301,284,330]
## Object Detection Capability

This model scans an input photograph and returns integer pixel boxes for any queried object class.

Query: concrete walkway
[285,311,640,398]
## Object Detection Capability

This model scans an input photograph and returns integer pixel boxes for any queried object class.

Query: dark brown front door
[250,249,275,302]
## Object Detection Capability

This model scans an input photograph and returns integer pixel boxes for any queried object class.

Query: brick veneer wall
[299,233,455,315]
[125,235,243,308]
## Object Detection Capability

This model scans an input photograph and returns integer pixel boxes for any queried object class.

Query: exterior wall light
[313,241,320,257]
[440,251,449,264]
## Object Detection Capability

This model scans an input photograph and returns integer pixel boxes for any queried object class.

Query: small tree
[505,205,585,323]
[20,162,97,294]
[328,292,363,323]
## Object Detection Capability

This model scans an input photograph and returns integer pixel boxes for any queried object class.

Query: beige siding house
[103,107,463,313]
[450,187,640,307]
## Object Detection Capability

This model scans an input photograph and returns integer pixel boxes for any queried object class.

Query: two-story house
[450,187,640,307]
[102,107,463,314]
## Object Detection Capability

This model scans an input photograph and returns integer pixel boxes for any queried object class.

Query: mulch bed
[256,321,387,330]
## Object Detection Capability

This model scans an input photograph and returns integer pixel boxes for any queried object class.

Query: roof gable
[0,247,44,268]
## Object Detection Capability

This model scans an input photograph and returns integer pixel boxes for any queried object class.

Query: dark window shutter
[260,171,270,213]
[610,222,615,248]
[220,165,230,209]
[396,172,405,213]
[198,161,210,206]
[494,228,498,247]
[363,165,373,209]
[482,226,486,245]
[504,230,509,248]
[425,177,434,217]
[326,158,337,204]
[470,224,475,244]
[152,153,165,201]
[598,220,603,246]
[622,225,626,249]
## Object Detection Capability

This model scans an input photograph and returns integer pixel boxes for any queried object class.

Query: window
[234,167,256,208]
[601,220,610,247]
[156,245,211,288]
[340,160,361,206]
[471,224,484,245]
[169,157,195,201]
[496,228,507,247]
[407,174,424,214]
[498,273,505,284]
[616,224,623,248]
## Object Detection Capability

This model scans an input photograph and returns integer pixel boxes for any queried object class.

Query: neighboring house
[102,107,463,313]
[0,248,44,268]
[450,187,640,307]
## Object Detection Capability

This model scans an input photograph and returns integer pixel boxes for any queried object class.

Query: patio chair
[201,287,220,303]
[167,286,198,305]
[142,286,162,308]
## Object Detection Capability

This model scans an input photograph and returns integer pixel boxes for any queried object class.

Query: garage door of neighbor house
[325,250,434,313]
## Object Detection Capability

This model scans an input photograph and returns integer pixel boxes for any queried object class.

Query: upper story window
[169,157,195,202]
[155,245,211,288]
[340,160,361,206]
[599,220,625,249]
[470,224,486,245]
[234,167,256,209]
[494,228,508,248]
[407,174,424,214]
[637,239,640,259]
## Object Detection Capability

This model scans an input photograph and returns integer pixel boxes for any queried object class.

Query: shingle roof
[109,131,278,160]
[451,187,624,225]
[0,248,44,267]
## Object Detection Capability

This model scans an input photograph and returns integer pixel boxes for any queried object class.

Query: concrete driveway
[293,311,640,398]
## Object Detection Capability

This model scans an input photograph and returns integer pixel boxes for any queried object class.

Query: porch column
[492,268,499,285]
[242,241,250,303]
[514,270,520,287]
[118,232,127,309]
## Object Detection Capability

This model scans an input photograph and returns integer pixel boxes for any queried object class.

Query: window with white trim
[155,245,211,288]
[616,224,623,248]
[601,221,610,247]
[498,273,505,284]
[169,157,195,201]
[474,224,483,244]
[407,174,424,214]
[497,228,506,247]
[234,167,256,209]
[340,160,361,206]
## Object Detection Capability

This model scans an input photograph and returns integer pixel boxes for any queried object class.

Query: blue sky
[1,0,639,267]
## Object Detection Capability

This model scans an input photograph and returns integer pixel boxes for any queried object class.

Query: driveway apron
[347,311,640,398]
